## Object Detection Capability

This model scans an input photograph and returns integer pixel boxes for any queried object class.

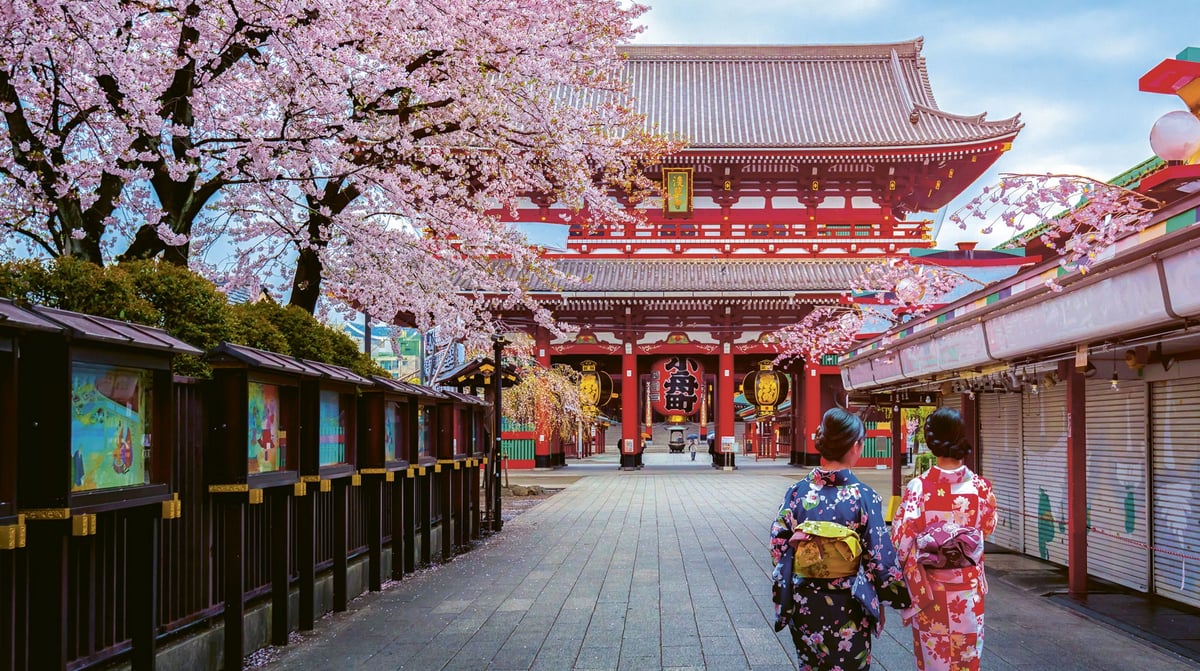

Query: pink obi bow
[916,523,983,569]
[901,523,985,620]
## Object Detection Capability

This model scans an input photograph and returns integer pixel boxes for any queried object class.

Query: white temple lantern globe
[894,276,926,304]
[1149,110,1200,162]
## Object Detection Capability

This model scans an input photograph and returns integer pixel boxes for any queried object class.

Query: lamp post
[490,334,506,532]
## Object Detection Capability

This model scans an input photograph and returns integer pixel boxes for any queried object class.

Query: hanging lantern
[649,356,704,423]
[742,360,790,417]
[578,360,613,413]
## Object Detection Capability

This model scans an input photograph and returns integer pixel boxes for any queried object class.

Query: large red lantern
[649,356,704,423]
[742,360,790,417]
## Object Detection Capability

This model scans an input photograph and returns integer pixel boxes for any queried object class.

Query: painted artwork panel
[385,401,399,461]
[319,390,346,465]
[71,363,153,492]
[249,382,285,473]
[417,406,431,458]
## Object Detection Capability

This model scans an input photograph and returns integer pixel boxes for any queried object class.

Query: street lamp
[490,334,507,532]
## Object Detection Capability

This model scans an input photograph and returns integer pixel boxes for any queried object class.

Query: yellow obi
[791,520,863,579]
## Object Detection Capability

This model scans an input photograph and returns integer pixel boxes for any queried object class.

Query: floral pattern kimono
[891,465,998,671]
[770,468,909,671]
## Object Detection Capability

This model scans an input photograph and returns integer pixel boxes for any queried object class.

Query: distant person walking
[769,407,909,670]
[892,407,997,671]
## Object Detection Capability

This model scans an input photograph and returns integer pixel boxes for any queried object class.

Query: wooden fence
[0,378,485,671]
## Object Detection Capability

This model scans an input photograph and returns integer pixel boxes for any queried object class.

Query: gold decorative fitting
[162,494,182,520]
[248,489,264,505]
[948,168,955,178]
[888,180,896,191]
[385,472,395,482]
[0,523,21,550]
[22,508,71,520]
[208,484,250,494]
[406,467,415,478]
[71,514,96,537]
[351,474,362,487]
[810,179,820,191]
[453,461,461,470]
[359,468,387,475]
[294,482,308,497]
[434,464,442,474]
[300,475,321,483]
[418,467,427,477]
[319,479,332,493]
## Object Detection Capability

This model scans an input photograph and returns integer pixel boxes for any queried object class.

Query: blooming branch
[949,173,1162,285]
[775,307,865,364]
[851,258,982,318]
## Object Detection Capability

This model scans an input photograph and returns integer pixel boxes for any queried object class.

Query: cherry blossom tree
[487,334,590,440]
[1,0,674,350]
[948,173,1162,285]
[0,0,331,265]
[189,0,675,331]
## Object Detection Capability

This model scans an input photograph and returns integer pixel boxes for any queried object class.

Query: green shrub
[0,258,386,378]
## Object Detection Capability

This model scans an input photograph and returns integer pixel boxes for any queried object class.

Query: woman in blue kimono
[769,407,910,670]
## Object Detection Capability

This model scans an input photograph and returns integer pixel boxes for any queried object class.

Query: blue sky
[635,0,1200,249]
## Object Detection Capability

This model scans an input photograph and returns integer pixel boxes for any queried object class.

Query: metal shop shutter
[979,392,1023,552]
[1022,383,1069,566]
[1085,380,1149,592]
[1150,378,1200,608]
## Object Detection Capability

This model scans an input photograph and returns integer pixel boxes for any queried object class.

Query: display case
[358,376,425,475]
[205,343,311,493]
[16,304,201,516]
[297,360,369,483]
[0,300,66,548]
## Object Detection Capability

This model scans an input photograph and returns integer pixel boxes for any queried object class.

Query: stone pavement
[260,467,1198,670]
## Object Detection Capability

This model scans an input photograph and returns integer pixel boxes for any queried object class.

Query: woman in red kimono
[892,407,997,671]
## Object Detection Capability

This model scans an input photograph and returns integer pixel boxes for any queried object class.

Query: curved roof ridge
[621,39,925,61]
[911,102,1023,129]
[607,37,1022,150]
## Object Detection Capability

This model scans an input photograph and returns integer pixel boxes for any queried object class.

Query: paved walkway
[261,468,1198,670]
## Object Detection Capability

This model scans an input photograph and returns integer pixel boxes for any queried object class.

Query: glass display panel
[319,389,347,465]
[71,362,153,491]
[417,405,432,459]
[385,401,401,461]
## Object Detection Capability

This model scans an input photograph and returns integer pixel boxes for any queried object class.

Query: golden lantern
[741,360,790,417]
[578,360,613,413]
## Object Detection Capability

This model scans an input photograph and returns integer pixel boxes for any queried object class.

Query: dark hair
[814,407,865,461]
[924,407,972,460]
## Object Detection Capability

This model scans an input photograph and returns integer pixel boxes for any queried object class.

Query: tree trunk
[289,246,324,314]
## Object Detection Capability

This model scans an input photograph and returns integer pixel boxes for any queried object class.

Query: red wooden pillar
[717,347,735,466]
[891,400,904,499]
[621,347,638,467]
[960,391,978,473]
[534,329,553,468]
[803,363,821,466]
[1063,361,1088,597]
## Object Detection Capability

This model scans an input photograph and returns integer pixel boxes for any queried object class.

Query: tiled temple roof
[592,39,1022,150]
[524,259,872,294]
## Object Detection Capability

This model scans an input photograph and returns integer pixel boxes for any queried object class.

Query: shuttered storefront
[1022,383,1070,566]
[979,392,1023,552]
[1085,380,1149,592]
[1150,378,1200,608]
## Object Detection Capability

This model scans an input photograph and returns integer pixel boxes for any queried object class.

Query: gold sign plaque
[663,167,693,217]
